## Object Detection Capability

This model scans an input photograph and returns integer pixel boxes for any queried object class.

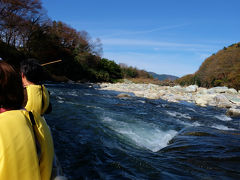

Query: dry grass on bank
[127,78,176,86]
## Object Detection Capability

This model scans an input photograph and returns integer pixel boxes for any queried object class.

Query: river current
[45,83,240,180]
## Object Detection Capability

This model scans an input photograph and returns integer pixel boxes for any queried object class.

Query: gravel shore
[95,81,240,117]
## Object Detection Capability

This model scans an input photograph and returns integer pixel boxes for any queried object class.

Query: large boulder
[185,85,198,92]
[117,93,133,98]
[170,85,185,93]
[226,108,240,117]
[223,94,240,105]
[213,94,232,108]
[194,94,216,106]
[226,88,238,94]
[144,92,160,99]
[195,97,208,106]
[197,87,208,95]
[207,86,228,94]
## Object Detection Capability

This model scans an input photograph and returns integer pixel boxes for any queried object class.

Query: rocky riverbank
[96,81,240,117]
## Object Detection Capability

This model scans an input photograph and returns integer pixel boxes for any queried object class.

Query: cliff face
[176,42,240,90]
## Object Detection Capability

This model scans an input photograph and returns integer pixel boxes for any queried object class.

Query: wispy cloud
[101,38,219,52]
[100,24,188,38]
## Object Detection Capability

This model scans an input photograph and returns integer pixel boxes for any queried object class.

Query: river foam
[102,116,177,152]
[165,110,191,119]
[211,124,236,131]
[214,114,232,121]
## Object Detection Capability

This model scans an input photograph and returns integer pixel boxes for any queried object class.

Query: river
[45,83,240,180]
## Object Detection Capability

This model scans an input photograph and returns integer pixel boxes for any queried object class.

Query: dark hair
[20,58,44,84]
[0,61,24,109]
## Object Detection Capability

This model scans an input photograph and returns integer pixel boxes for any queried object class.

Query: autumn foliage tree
[176,42,240,90]
[0,0,121,82]
[0,0,43,47]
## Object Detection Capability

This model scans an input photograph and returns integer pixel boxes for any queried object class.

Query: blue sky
[41,0,240,77]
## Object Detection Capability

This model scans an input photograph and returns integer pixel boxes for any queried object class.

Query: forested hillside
[0,0,155,82]
[0,0,122,82]
[176,42,240,90]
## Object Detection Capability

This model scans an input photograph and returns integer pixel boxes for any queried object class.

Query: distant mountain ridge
[149,72,179,81]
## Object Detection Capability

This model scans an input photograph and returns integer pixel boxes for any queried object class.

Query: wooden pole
[41,59,62,66]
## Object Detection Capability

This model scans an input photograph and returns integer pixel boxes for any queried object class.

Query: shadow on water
[45,83,240,180]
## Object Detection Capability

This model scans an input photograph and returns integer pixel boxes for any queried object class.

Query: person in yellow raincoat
[20,59,52,115]
[0,60,54,180]
[20,59,67,180]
